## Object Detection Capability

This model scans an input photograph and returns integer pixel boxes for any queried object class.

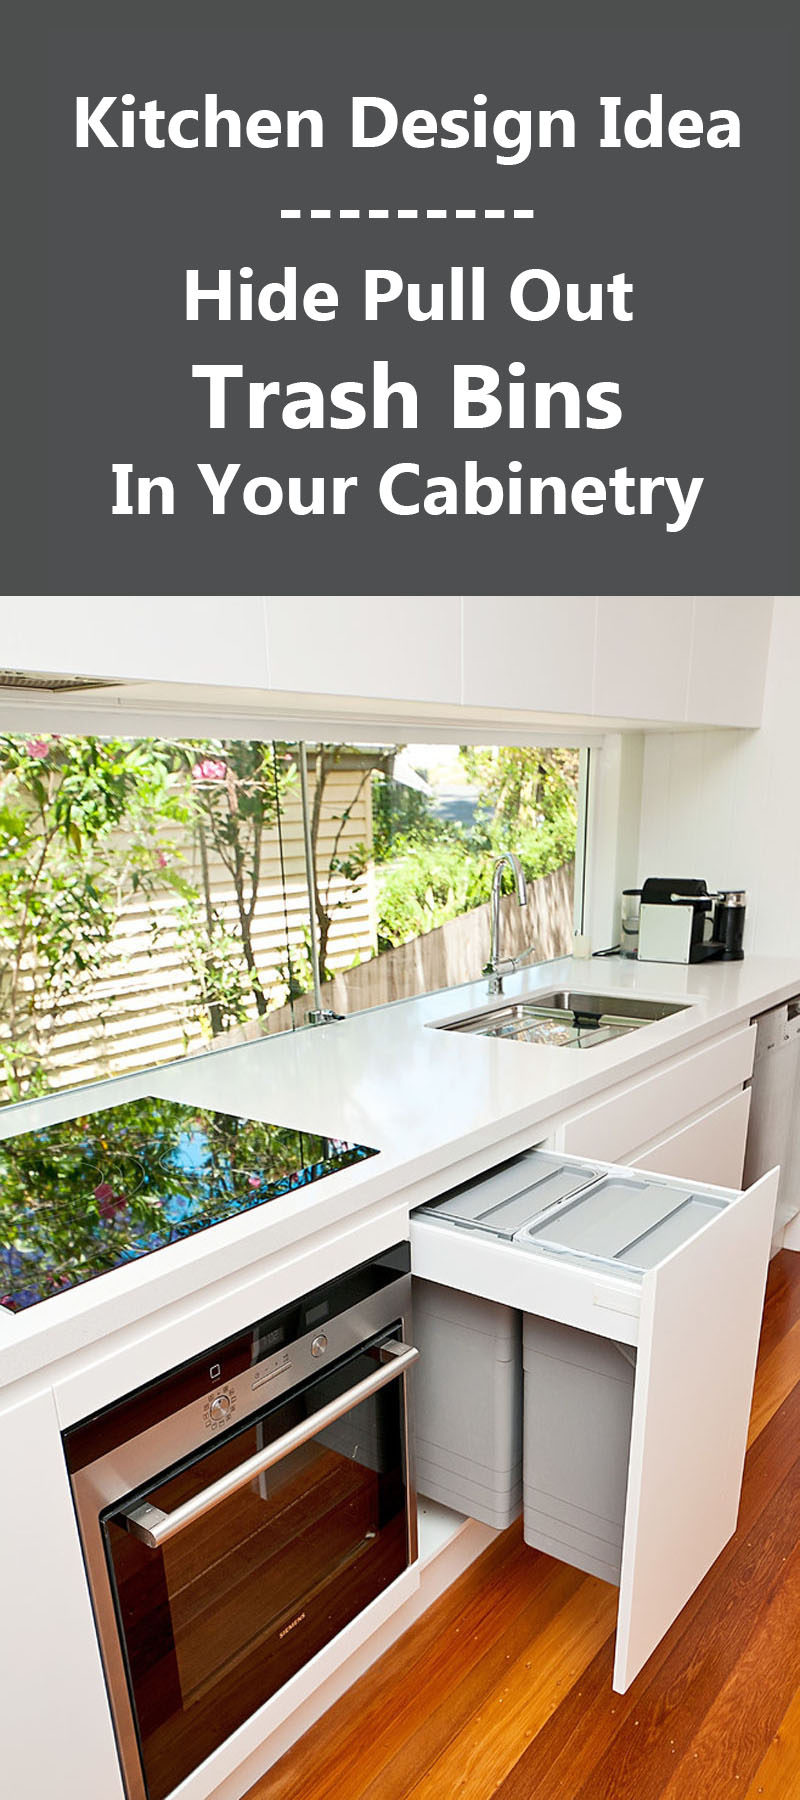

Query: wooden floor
[246,1251,800,1800]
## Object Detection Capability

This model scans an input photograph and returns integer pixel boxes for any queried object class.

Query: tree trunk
[197,821,224,1037]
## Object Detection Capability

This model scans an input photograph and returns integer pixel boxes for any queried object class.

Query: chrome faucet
[484,853,528,994]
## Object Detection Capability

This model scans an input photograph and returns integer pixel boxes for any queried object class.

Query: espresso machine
[636,879,746,964]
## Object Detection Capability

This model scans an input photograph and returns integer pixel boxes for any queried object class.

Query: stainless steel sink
[533,990,688,1024]
[436,989,688,1049]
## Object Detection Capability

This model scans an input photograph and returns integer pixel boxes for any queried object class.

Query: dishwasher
[744,996,800,1252]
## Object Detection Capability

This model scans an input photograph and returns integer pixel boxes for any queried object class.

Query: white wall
[636,598,800,957]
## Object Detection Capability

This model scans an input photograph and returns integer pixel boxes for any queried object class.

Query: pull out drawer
[411,1147,778,1695]
[412,1145,763,1343]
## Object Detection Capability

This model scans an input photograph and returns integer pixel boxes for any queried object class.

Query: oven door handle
[118,1339,419,1550]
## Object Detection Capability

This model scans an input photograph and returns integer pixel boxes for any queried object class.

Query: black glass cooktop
[0,1098,377,1313]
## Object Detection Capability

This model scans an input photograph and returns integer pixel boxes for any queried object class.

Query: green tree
[169,741,297,1035]
[459,745,579,831]
[0,735,190,1097]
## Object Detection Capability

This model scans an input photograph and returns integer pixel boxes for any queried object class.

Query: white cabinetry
[265,596,462,703]
[1,597,772,731]
[615,1165,773,1688]
[557,1023,755,1188]
[1,1386,124,1800]
[461,596,597,715]
[628,1088,751,1189]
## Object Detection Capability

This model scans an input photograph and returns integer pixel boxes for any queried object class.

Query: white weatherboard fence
[5,768,375,1094]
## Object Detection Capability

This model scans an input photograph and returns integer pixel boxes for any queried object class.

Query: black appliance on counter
[637,878,747,965]
[64,1245,418,1800]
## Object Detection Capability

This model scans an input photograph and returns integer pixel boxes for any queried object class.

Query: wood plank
[742,1683,800,1798]
[747,1311,800,1446]
[657,1539,800,1796]
[571,1450,800,1798]
[357,1562,591,1800]
[402,1576,617,1800]
[249,1528,537,1800]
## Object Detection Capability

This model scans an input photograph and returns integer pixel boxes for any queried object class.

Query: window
[297,741,582,1022]
[0,732,584,1104]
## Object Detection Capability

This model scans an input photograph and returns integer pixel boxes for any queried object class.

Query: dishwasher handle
[119,1339,419,1550]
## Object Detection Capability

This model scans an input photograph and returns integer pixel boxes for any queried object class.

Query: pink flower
[94,1181,126,1221]
[157,851,168,868]
[248,1174,261,1189]
[192,757,227,783]
[26,739,49,760]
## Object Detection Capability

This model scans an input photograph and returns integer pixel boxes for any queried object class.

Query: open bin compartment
[414,1147,758,1287]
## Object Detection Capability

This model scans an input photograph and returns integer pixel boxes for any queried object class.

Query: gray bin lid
[416,1150,604,1240]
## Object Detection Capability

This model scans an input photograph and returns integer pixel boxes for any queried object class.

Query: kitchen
[2,594,799,1800]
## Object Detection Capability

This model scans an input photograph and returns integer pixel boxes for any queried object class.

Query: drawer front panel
[628,1089,752,1190]
[561,1025,756,1163]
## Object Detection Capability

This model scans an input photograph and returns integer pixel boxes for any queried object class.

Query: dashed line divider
[279,207,535,221]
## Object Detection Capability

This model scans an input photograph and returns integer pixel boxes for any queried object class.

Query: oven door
[101,1328,417,1800]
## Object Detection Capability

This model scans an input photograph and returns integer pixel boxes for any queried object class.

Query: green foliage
[0,734,578,1100]
[376,835,480,949]
[166,740,296,1032]
[372,775,440,861]
[0,735,192,1097]
[460,745,579,829]
[375,746,578,949]
[174,901,259,1039]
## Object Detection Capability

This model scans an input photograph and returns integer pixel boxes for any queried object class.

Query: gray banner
[26,17,796,591]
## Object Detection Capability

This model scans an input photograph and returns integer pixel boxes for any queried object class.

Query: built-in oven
[64,1244,417,1800]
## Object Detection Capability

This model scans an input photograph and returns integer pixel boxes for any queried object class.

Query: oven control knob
[209,1393,232,1422]
[311,1334,328,1358]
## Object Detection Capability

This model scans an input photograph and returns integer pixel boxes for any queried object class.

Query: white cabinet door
[627,1088,752,1190]
[0,1386,124,1799]
[613,1167,778,1693]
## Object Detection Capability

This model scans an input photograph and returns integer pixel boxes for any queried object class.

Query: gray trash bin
[413,1277,522,1529]
[522,1314,636,1585]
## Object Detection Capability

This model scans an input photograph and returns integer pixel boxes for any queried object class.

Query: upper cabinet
[461,596,596,716]
[686,597,775,727]
[0,597,269,690]
[265,595,462,704]
[462,596,773,729]
[0,595,774,731]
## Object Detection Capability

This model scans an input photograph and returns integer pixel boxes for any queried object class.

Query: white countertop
[3,952,800,1387]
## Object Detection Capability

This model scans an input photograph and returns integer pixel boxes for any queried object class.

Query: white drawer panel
[627,1089,752,1191]
[561,1025,756,1163]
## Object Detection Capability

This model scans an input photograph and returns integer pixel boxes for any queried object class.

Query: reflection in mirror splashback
[0,1097,377,1312]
